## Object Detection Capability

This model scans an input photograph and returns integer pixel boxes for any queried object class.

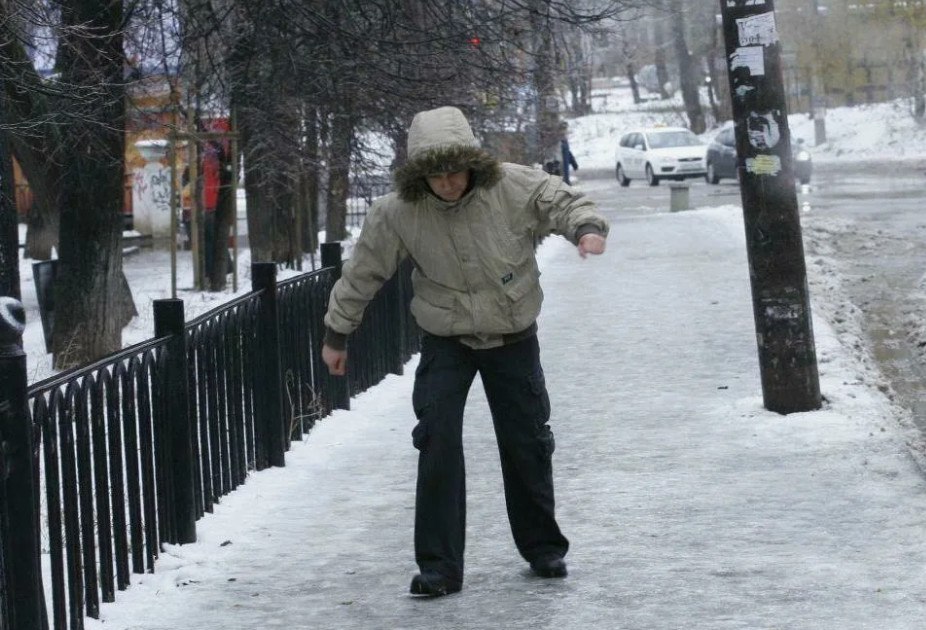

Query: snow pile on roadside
[790,98,926,164]
[801,215,926,470]
[570,85,926,170]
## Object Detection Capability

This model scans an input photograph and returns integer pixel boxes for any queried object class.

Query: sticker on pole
[747,111,781,149]
[745,154,782,176]
[736,12,779,46]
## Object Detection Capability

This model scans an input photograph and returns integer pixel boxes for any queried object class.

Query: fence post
[153,299,197,544]
[0,297,45,630]
[321,243,350,411]
[251,263,286,469]
[0,432,7,629]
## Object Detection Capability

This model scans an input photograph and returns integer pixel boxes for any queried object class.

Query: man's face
[426,170,470,202]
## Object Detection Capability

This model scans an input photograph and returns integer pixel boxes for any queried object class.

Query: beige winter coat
[324,106,609,349]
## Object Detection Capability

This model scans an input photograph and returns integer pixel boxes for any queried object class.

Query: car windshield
[646,131,701,149]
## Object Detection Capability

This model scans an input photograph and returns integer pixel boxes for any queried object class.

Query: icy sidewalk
[86,206,926,630]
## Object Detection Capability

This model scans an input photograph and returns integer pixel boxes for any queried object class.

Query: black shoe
[530,556,568,578]
[409,572,462,597]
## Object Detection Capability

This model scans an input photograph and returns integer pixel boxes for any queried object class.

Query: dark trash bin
[32,259,58,353]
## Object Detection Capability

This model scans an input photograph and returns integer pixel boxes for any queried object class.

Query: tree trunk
[708,19,733,121]
[0,15,62,261]
[653,13,672,99]
[23,193,58,261]
[531,0,558,164]
[913,36,926,119]
[207,145,234,291]
[578,62,592,115]
[390,127,408,170]
[670,0,705,133]
[301,107,319,257]
[325,110,352,243]
[52,0,127,369]
[0,123,19,299]
[242,142,299,265]
[233,76,300,266]
[626,63,642,104]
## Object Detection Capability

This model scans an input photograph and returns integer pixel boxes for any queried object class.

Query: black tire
[645,163,660,186]
[705,162,720,185]
[616,164,631,187]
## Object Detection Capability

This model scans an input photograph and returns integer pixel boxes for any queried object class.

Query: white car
[615,127,708,187]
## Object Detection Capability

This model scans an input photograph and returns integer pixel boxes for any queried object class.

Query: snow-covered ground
[12,85,926,629]
[79,189,926,630]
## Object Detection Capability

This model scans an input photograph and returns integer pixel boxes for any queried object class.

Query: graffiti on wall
[133,166,171,213]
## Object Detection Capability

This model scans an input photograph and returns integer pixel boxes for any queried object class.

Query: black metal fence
[0,248,419,630]
[347,175,392,231]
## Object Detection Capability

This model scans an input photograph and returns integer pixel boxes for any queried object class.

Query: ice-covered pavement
[85,203,926,630]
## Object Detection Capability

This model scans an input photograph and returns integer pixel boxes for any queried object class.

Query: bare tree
[0,109,17,299]
[0,1,62,261]
[667,0,704,132]
[174,0,646,266]
[50,0,129,368]
[0,0,137,367]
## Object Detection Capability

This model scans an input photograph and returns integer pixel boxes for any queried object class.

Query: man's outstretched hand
[578,233,607,258]
[322,344,347,375]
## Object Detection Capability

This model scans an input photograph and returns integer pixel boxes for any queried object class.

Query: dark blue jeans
[411,332,569,585]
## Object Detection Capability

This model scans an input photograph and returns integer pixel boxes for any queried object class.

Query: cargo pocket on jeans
[528,369,554,456]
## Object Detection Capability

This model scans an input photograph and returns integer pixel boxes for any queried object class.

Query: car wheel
[616,164,631,187]
[645,163,659,186]
[706,162,719,185]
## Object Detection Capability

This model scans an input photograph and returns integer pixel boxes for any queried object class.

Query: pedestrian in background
[559,121,580,185]
[322,106,608,597]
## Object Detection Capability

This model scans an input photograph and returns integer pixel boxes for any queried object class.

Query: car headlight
[796,151,811,161]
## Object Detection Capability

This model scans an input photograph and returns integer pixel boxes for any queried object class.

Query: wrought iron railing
[28,337,170,628]
[1,251,418,630]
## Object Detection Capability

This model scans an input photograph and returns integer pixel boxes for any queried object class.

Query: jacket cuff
[324,327,348,351]
[575,223,605,242]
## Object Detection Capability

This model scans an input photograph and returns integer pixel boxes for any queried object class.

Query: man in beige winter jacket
[322,105,608,597]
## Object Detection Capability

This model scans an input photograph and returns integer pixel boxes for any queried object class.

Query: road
[579,160,926,433]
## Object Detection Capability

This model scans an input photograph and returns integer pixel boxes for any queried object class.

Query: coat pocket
[410,280,457,335]
[502,265,541,302]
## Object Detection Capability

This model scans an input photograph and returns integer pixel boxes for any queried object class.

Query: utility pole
[718,0,821,414]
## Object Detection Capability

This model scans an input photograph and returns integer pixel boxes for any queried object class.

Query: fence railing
[0,247,418,630]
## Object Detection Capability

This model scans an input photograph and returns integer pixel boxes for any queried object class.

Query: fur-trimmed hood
[393,106,503,203]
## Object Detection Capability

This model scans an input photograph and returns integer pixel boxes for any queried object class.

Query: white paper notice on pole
[736,12,778,46]
[729,46,765,77]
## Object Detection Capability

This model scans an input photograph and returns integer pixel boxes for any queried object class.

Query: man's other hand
[322,344,347,375]
[578,233,607,258]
